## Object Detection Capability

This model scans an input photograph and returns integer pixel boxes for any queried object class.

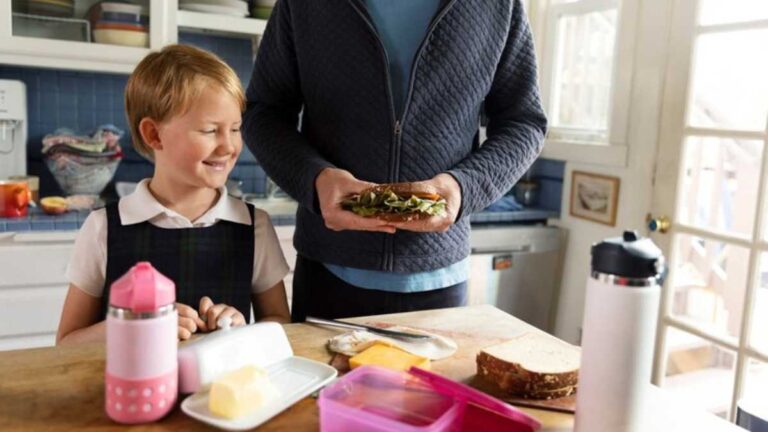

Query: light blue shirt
[364,0,441,117]
[324,0,468,293]
[325,258,469,293]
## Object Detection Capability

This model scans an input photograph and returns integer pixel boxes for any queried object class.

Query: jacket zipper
[346,0,399,271]
[346,0,457,271]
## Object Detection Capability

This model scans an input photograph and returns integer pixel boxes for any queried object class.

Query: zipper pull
[394,121,402,139]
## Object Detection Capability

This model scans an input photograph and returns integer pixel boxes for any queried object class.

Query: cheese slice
[208,365,279,419]
[349,343,431,371]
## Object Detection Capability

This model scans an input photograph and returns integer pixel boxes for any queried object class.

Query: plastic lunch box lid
[408,367,541,430]
[320,366,541,431]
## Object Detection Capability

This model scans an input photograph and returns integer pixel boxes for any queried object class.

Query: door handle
[646,214,671,233]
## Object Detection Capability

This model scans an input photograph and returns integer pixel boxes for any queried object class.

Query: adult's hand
[390,173,462,233]
[315,168,396,233]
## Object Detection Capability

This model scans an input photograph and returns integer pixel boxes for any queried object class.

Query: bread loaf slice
[476,332,580,399]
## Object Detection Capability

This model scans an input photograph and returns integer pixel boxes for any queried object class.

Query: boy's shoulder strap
[104,201,121,228]
[244,202,256,226]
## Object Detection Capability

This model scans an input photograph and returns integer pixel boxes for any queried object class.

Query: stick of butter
[208,365,279,419]
[349,343,431,371]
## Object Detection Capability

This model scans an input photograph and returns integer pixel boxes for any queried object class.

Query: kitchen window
[530,0,636,166]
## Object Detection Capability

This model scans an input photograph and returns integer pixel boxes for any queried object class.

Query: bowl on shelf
[97,11,149,25]
[87,1,145,18]
[93,28,148,47]
[26,0,75,18]
[87,1,148,46]
[93,22,148,32]
[179,0,249,17]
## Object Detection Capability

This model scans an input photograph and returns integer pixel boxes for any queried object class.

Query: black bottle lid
[591,230,664,278]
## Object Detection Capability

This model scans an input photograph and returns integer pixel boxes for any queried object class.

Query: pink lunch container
[318,365,542,432]
[105,262,178,424]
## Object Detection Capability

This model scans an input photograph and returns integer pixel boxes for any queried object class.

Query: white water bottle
[575,231,664,432]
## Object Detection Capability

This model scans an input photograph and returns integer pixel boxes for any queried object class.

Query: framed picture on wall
[570,171,620,226]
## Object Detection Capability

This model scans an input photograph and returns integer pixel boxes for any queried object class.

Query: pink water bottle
[105,262,178,423]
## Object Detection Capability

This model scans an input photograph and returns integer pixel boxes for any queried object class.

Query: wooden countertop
[0,305,741,431]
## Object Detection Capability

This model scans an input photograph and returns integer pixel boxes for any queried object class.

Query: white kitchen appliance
[468,225,563,333]
[0,80,27,179]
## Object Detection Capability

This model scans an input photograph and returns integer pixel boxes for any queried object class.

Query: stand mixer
[0,80,27,179]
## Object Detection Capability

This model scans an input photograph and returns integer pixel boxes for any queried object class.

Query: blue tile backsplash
[0,32,265,197]
[527,158,565,213]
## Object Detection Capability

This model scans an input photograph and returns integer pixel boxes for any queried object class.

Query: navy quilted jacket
[244,0,547,273]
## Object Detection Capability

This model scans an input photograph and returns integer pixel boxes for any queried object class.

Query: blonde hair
[125,44,245,160]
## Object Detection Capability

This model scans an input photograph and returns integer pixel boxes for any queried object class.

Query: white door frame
[650,0,768,419]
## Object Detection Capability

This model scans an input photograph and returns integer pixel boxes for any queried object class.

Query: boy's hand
[177,303,207,340]
[198,296,246,331]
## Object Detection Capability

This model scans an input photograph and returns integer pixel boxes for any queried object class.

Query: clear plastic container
[318,366,540,432]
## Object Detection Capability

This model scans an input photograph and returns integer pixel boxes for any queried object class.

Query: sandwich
[341,183,447,222]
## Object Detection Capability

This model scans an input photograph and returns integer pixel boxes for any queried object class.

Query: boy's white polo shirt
[66,178,290,298]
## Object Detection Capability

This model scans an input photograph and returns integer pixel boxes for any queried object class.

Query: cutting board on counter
[323,319,578,414]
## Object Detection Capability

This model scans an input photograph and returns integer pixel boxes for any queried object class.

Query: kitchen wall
[0,32,268,198]
[550,1,672,344]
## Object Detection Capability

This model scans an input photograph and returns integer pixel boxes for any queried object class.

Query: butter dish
[182,356,337,431]
[177,318,293,394]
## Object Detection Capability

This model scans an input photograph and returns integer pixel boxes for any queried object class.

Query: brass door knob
[646,215,671,233]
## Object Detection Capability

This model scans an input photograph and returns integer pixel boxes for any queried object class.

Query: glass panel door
[652,0,768,421]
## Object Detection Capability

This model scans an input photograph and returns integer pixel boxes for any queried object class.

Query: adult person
[244,0,547,321]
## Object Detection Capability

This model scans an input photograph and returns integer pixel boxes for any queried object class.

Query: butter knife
[305,316,432,341]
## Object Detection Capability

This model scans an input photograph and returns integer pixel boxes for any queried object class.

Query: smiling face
[151,84,242,191]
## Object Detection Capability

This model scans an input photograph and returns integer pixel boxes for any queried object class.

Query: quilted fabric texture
[244,0,547,273]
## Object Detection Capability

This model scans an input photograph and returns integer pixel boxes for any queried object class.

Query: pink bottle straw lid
[109,262,176,313]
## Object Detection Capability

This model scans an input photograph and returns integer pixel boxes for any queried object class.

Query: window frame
[530,0,638,167]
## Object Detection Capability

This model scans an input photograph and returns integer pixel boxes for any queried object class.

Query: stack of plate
[251,0,275,19]
[179,0,249,17]
[26,0,75,17]
[87,1,148,47]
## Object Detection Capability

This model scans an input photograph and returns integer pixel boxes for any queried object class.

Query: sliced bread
[476,332,580,399]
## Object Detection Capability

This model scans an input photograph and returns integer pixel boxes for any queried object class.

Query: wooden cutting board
[326,321,577,414]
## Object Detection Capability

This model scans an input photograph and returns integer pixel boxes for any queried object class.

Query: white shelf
[177,10,266,38]
[0,36,150,73]
[0,0,268,73]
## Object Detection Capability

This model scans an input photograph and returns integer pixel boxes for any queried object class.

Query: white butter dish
[177,319,293,394]
[181,356,338,430]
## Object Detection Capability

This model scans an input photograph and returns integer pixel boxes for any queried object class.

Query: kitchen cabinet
[0,0,267,73]
[0,231,76,351]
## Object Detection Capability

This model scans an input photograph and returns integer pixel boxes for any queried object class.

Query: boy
[57,45,290,345]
